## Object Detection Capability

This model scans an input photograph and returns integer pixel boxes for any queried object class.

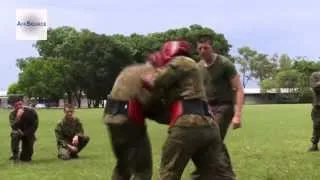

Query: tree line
[8,25,231,107]
[7,24,320,107]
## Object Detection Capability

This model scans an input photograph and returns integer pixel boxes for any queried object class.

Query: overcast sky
[1,0,319,90]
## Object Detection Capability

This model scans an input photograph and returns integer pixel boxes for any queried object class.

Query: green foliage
[15,24,231,106]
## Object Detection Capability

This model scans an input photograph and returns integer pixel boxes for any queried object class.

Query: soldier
[142,40,235,180]
[55,104,90,160]
[104,56,167,180]
[308,71,320,151]
[192,36,244,178]
[9,100,39,162]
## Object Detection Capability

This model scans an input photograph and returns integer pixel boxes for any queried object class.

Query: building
[0,90,8,108]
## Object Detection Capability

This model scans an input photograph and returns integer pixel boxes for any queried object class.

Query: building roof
[244,88,295,94]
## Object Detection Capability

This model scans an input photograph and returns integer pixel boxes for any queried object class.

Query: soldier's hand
[17,129,24,136]
[231,115,241,129]
[16,108,24,121]
[72,136,79,145]
[67,144,78,152]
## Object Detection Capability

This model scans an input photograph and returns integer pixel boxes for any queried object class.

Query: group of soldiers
[7,35,320,180]
[104,36,244,180]
[9,102,90,162]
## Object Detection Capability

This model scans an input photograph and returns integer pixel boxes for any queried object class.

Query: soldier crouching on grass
[9,100,39,162]
[54,104,90,160]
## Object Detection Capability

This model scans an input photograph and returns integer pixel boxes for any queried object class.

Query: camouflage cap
[310,72,320,88]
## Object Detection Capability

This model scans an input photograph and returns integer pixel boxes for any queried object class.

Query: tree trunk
[94,99,99,108]
[88,99,92,108]
[67,92,72,104]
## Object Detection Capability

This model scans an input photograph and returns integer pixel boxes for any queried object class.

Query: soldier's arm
[54,122,68,147]
[225,58,244,118]
[153,57,196,90]
[75,118,84,137]
[9,111,19,129]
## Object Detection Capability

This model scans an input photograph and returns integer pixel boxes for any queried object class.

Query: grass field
[1,104,320,180]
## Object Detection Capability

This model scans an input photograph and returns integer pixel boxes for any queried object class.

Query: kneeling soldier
[55,104,90,160]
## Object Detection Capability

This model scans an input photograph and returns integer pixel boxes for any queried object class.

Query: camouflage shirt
[153,56,207,103]
[55,117,84,147]
[198,54,237,103]
[110,63,158,106]
[310,72,320,106]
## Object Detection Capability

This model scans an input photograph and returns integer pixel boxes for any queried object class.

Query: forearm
[234,88,244,117]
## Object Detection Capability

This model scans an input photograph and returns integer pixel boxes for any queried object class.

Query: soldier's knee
[10,131,21,139]
[58,148,71,160]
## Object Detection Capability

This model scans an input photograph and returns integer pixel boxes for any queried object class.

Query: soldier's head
[14,101,23,110]
[161,40,192,64]
[64,104,74,119]
[196,35,214,60]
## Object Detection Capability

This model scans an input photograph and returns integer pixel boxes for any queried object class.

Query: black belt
[181,99,211,117]
[208,99,233,106]
[106,95,128,115]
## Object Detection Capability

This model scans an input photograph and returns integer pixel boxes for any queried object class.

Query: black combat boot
[9,153,19,162]
[308,144,319,152]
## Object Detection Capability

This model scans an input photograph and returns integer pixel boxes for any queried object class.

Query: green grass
[0,104,320,180]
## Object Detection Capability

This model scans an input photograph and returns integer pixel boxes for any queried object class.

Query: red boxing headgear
[161,40,192,64]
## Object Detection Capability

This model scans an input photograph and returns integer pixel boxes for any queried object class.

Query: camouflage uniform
[54,117,90,160]
[104,63,159,180]
[9,107,39,162]
[195,54,237,177]
[151,56,235,180]
[309,72,320,151]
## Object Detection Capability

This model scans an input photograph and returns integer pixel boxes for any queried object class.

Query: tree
[16,57,65,102]
[7,83,23,95]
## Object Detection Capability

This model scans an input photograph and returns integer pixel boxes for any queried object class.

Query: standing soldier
[193,36,244,178]
[104,56,166,180]
[308,72,320,151]
[9,100,39,162]
[142,40,235,180]
[55,104,90,160]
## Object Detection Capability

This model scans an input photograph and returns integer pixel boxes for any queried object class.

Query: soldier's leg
[71,135,90,158]
[130,129,152,180]
[309,108,320,151]
[107,123,132,180]
[191,105,235,178]
[57,146,71,160]
[10,130,21,160]
[159,127,195,180]
[20,135,35,162]
[191,125,235,180]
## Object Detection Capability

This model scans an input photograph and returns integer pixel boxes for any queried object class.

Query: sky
[1,0,320,91]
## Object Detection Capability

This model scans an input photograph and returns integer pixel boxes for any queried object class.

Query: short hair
[64,104,74,111]
[196,35,213,45]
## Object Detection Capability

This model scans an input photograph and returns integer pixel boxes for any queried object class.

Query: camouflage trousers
[191,104,236,179]
[57,135,90,160]
[106,115,152,180]
[311,107,320,144]
[10,130,36,161]
[159,115,235,180]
